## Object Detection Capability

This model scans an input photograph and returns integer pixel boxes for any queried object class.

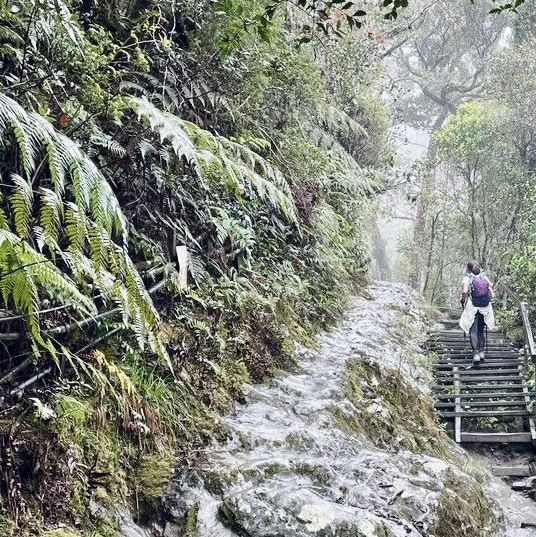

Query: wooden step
[436,375,524,383]
[435,400,527,409]
[436,368,520,376]
[435,347,518,352]
[432,343,507,348]
[434,384,526,392]
[435,355,521,360]
[435,392,527,400]
[432,336,510,340]
[491,466,533,477]
[439,409,530,418]
[460,432,532,443]
[435,362,521,369]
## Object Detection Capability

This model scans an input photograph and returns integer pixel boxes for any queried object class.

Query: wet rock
[162,282,506,537]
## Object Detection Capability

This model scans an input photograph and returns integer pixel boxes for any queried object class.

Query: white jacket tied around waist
[459,299,495,334]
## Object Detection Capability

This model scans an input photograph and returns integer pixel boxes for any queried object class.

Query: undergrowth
[338,359,451,457]
[0,0,390,535]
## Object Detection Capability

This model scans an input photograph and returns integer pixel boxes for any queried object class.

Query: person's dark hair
[467,260,481,275]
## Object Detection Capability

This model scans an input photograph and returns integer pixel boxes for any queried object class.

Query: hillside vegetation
[0,1,391,534]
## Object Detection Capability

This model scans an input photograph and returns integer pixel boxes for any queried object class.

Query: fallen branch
[10,367,52,395]
[0,266,172,340]
[0,357,32,385]
[1,275,170,394]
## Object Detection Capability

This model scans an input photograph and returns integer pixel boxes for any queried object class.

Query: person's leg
[469,316,479,353]
[477,312,485,354]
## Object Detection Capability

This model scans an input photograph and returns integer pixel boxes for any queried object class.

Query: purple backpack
[471,274,491,307]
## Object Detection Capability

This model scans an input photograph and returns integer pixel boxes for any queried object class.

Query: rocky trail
[145,282,536,537]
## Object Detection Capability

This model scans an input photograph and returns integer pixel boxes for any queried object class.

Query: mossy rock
[339,359,451,457]
[185,504,200,537]
[432,472,501,537]
[135,451,175,501]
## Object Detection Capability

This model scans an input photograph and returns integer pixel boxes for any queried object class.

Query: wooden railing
[520,301,536,365]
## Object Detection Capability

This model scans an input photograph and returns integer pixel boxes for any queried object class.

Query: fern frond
[129,97,298,223]
[39,187,63,246]
[10,173,33,238]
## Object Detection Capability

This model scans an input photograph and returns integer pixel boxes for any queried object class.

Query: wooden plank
[435,392,526,400]
[435,363,521,369]
[520,302,536,358]
[521,373,536,444]
[436,375,523,383]
[436,369,520,376]
[435,357,520,361]
[435,401,527,409]
[431,338,505,344]
[456,383,527,389]
[460,432,532,443]
[491,466,532,477]
[439,409,529,418]
[435,350,519,355]
[175,245,188,290]
[435,358,521,363]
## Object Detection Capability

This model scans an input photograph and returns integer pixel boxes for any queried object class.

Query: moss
[91,517,120,537]
[42,529,81,537]
[185,504,200,537]
[135,452,175,502]
[338,359,451,457]
[374,522,395,537]
[285,431,316,450]
[0,513,15,536]
[432,472,501,537]
[292,462,331,488]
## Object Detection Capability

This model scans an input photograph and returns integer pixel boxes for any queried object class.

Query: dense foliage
[0,0,391,534]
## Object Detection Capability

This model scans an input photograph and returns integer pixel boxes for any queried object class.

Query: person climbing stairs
[431,309,536,445]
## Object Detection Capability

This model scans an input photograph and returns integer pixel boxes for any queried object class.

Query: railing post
[520,302,536,365]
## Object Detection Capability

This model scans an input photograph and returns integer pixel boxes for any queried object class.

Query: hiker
[459,260,495,363]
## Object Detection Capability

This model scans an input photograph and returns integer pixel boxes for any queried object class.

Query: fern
[0,93,169,367]
[0,229,96,342]
[130,97,298,223]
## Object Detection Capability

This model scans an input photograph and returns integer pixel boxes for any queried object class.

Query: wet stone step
[491,466,534,477]
[460,432,532,443]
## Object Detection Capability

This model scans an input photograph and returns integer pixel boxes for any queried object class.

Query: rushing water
[158,282,536,537]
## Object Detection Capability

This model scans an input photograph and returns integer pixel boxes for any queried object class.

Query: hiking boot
[473,353,481,364]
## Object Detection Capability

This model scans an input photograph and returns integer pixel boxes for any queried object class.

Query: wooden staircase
[431,310,536,445]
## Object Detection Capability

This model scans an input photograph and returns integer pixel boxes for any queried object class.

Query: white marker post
[175,245,188,290]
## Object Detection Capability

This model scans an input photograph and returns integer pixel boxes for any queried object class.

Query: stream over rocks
[159,282,536,537]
